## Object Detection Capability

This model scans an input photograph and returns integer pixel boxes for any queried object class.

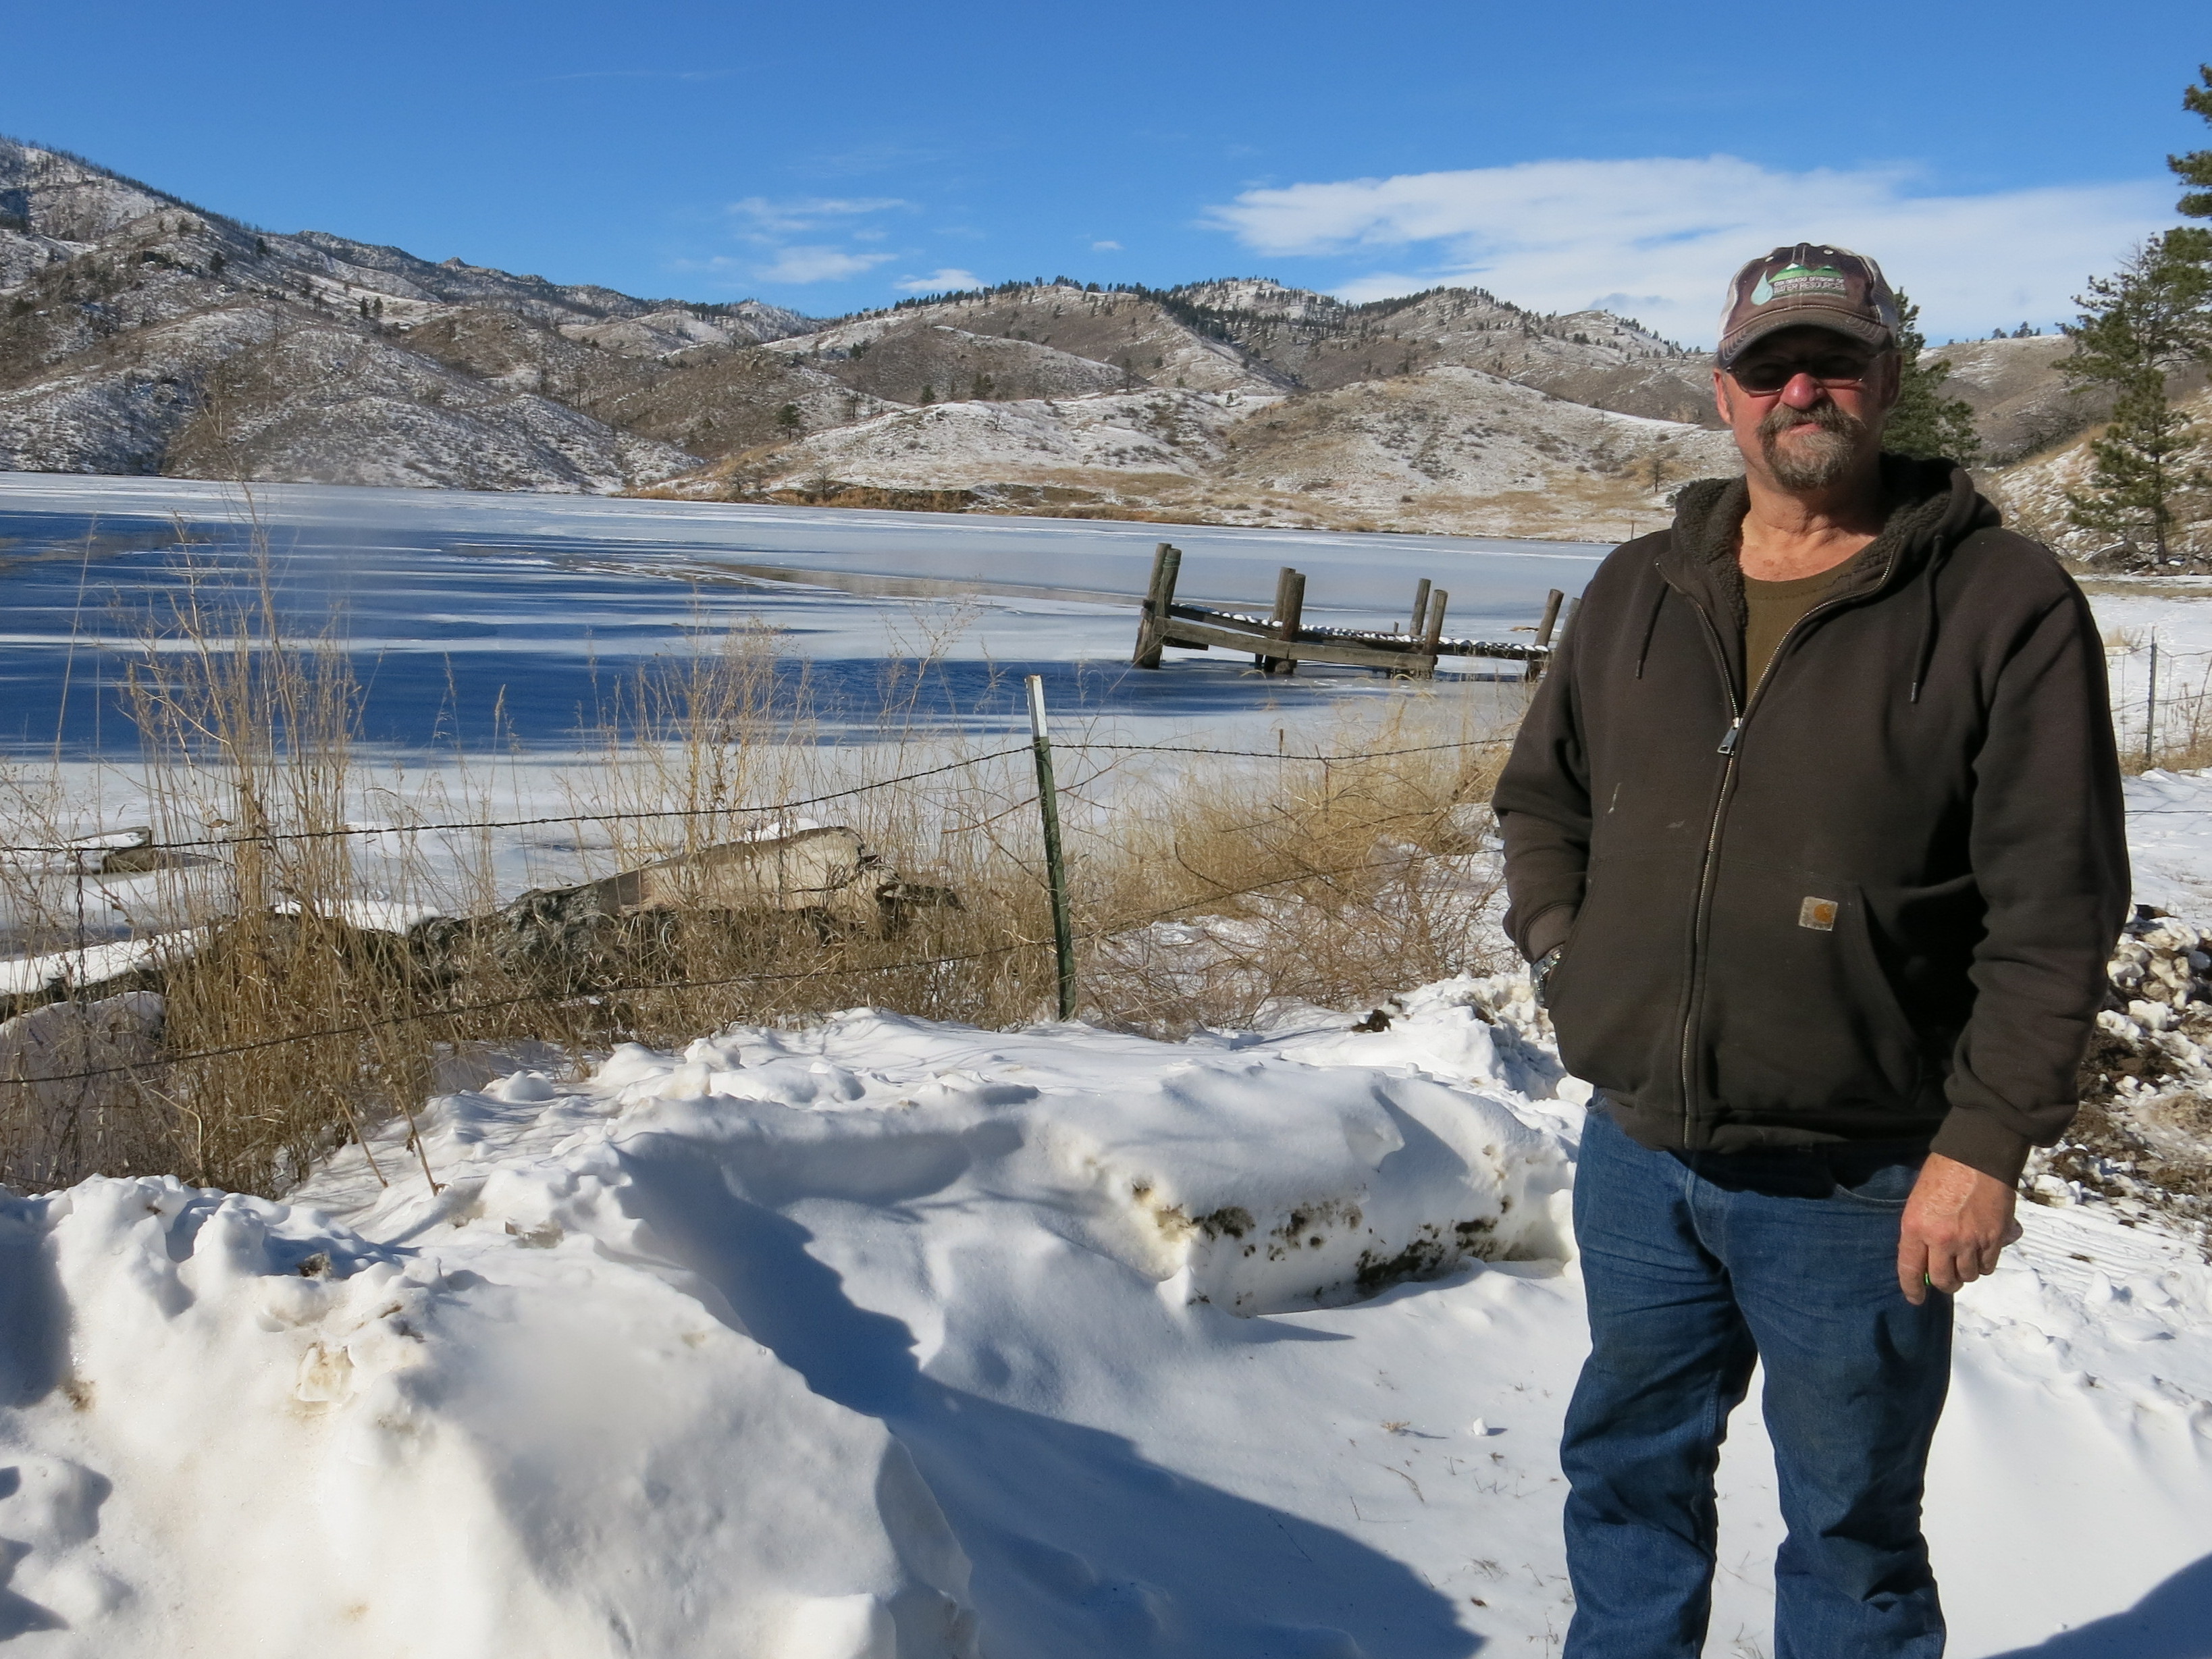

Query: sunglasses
[1727,354,1877,395]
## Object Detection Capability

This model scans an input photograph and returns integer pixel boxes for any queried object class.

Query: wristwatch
[1531,945,1564,1009]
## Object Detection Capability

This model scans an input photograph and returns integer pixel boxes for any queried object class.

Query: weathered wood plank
[1161,618,1450,671]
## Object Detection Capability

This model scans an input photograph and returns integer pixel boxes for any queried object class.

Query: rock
[409,826,956,992]
[607,825,903,929]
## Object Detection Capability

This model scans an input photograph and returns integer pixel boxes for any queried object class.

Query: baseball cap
[1716,244,1899,367]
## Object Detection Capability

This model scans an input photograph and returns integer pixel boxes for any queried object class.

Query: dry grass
[0,534,1517,1197]
[2122,653,2212,774]
[1072,720,1504,1031]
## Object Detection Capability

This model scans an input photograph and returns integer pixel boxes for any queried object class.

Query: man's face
[1712,325,1899,492]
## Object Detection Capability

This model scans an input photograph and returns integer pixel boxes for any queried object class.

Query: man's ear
[1874,349,1903,414]
[1712,367,1733,427]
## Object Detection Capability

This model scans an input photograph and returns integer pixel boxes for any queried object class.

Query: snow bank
[0,978,1574,1656]
[0,1171,976,1658]
[2,975,2207,1656]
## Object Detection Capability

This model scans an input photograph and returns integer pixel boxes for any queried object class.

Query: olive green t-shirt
[1742,567,1847,691]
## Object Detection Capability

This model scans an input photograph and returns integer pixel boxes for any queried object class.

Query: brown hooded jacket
[1493,456,2129,1183]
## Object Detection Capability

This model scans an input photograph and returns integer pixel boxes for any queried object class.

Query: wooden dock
[1130,543,1567,680]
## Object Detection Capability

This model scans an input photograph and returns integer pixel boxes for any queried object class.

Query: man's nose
[1779,372,1827,409]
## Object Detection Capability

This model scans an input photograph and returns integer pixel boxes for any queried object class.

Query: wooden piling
[1410,578,1431,640]
[1527,587,1565,681]
[1534,589,1564,648]
[1271,569,1307,675]
[1413,588,1448,680]
[1132,542,1182,668]
[1129,562,1547,680]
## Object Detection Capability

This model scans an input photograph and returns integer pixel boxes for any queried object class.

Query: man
[1493,244,2128,1658]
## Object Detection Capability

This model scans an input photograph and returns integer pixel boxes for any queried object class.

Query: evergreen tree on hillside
[1882,292,1980,465]
[2060,230,2212,564]
[2173,63,2212,219]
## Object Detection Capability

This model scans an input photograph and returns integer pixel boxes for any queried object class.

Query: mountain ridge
[0,134,2090,535]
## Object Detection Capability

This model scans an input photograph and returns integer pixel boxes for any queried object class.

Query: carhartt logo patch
[1799,897,1839,931]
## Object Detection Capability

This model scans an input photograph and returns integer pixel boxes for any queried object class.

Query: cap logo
[1761,263,1849,302]
[1798,896,1839,932]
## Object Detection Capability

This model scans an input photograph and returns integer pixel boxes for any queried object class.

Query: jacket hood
[1659,455,1998,638]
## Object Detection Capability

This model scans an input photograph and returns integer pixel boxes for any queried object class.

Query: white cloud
[896,267,981,293]
[1203,157,2176,344]
[715,196,915,288]
[727,196,910,234]
[1091,240,1123,252]
[755,246,895,284]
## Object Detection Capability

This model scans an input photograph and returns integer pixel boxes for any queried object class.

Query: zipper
[1679,600,1742,1144]
[1671,577,1876,1144]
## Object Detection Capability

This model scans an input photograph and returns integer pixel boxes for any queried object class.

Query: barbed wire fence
[0,710,1520,1191]
[2107,634,2212,771]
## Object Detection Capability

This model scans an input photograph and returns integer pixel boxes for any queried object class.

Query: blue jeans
[1562,1108,1952,1659]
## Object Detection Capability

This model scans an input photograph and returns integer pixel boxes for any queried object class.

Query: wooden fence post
[1271,569,1307,676]
[1409,578,1431,640]
[1132,542,1181,668]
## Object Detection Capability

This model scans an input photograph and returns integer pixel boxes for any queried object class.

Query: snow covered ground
[1,974,2206,1657]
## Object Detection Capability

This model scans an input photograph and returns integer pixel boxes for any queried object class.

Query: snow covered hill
[1985,377,2212,562]
[0,138,796,492]
[0,135,1753,527]
[1169,279,1715,424]
[0,134,2117,538]
[0,971,2206,1656]
[761,286,1288,400]
[660,367,1735,538]
[1925,335,2103,464]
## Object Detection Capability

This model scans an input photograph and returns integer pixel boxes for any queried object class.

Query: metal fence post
[2147,636,2160,770]
[1026,675,1077,1020]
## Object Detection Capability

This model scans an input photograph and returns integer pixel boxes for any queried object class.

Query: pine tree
[2060,231,2212,564]
[2173,63,2212,219]
[1882,292,1980,465]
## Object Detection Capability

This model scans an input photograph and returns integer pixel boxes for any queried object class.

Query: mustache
[1756,399,1867,446]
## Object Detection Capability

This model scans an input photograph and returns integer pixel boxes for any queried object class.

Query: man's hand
[1897,1153,2024,1305]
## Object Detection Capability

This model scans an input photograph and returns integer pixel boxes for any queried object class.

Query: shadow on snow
[612,1132,1483,1659]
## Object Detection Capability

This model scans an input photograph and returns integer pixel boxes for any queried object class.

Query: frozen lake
[0,475,1606,756]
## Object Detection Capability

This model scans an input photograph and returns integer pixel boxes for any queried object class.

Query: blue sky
[7,0,2207,344]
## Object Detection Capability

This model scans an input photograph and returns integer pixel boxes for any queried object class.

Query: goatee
[1758,400,1869,490]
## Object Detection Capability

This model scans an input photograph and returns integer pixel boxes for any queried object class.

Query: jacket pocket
[1698,864,1926,1128]
[1545,849,1697,1105]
